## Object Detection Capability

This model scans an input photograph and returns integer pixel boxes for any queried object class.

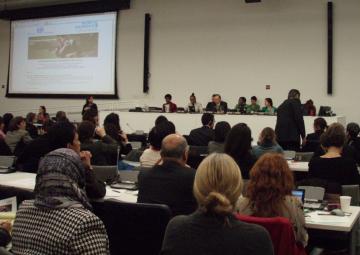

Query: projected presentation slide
[8,12,117,97]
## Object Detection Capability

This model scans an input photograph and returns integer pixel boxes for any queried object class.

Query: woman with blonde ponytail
[161,153,274,255]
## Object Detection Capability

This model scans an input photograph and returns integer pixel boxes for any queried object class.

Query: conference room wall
[0,0,359,124]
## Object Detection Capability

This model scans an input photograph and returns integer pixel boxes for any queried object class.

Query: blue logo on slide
[36,27,44,33]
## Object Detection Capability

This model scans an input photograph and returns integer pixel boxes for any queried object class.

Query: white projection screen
[7,12,117,98]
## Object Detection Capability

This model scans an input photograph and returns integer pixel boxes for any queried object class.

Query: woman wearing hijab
[11,148,110,254]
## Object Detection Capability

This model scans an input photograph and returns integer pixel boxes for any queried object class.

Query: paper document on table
[4,178,35,190]
[306,211,350,223]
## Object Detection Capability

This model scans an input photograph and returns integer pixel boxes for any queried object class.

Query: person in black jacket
[308,123,360,193]
[78,121,120,165]
[275,89,305,151]
[187,113,215,146]
[137,134,197,216]
[205,94,228,113]
[82,95,98,116]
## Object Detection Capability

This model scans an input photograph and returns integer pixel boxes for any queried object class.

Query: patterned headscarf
[34,148,92,210]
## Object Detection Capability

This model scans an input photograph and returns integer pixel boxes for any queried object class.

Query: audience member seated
[55,111,68,122]
[0,222,11,248]
[11,148,110,254]
[25,112,38,138]
[234,96,247,114]
[2,113,13,134]
[252,127,283,159]
[346,122,360,164]
[205,94,228,113]
[188,113,215,146]
[137,134,197,216]
[225,123,256,179]
[208,121,231,153]
[155,115,168,126]
[82,108,99,126]
[161,153,273,255]
[302,117,327,152]
[0,116,5,140]
[78,121,119,165]
[47,121,106,199]
[16,121,53,172]
[37,105,49,124]
[247,96,260,113]
[162,94,177,113]
[5,116,32,154]
[82,95,98,116]
[238,153,308,247]
[303,99,316,116]
[103,113,132,154]
[261,98,277,115]
[140,121,176,168]
[308,123,360,190]
[186,93,203,113]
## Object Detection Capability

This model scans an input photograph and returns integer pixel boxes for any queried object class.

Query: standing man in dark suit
[187,113,215,146]
[205,94,228,113]
[275,89,305,151]
[137,134,197,216]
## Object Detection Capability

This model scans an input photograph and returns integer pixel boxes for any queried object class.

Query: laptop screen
[292,189,305,203]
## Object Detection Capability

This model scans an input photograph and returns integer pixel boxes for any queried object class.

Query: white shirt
[140,149,161,168]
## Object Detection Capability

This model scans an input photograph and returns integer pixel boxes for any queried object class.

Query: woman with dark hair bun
[186,93,203,113]
[224,123,256,179]
[238,153,308,247]
[302,117,327,152]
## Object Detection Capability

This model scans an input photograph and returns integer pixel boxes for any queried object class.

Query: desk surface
[2,171,359,232]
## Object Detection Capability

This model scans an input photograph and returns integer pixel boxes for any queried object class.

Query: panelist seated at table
[161,153,274,255]
[234,96,248,114]
[261,98,277,115]
[163,94,177,113]
[205,94,228,113]
[187,113,215,146]
[185,93,203,113]
[237,153,308,248]
[137,134,197,216]
[308,123,360,192]
[246,96,261,113]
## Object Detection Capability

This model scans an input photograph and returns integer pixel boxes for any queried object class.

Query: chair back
[235,214,306,255]
[187,146,208,169]
[0,185,34,206]
[92,165,118,184]
[342,185,360,206]
[92,200,171,255]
